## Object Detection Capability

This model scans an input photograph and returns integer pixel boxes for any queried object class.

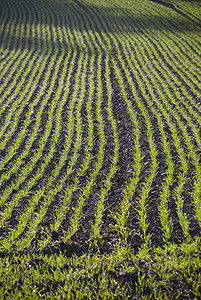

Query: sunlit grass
[0,0,200,297]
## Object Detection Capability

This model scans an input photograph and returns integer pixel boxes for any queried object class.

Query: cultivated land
[0,0,201,298]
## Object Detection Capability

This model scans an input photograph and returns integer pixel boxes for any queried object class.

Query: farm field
[0,0,201,298]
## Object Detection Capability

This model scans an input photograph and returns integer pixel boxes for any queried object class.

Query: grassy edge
[0,237,200,299]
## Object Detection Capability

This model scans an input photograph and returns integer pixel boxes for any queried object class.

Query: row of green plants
[0,0,80,249]
[1,0,201,250]
[0,0,201,297]
[21,0,109,248]
[0,0,111,251]
[98,0,201,242]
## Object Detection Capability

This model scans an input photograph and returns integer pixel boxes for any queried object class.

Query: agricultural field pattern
[0,0,201,298]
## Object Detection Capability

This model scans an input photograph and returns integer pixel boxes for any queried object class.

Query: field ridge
[0,0,201,298]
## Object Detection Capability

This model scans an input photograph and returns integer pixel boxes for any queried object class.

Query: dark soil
[0,0,201,297]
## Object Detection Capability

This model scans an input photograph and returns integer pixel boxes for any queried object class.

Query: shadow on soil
[0,0,200,52]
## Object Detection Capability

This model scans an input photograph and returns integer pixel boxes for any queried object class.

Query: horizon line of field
[0,0,200,251]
